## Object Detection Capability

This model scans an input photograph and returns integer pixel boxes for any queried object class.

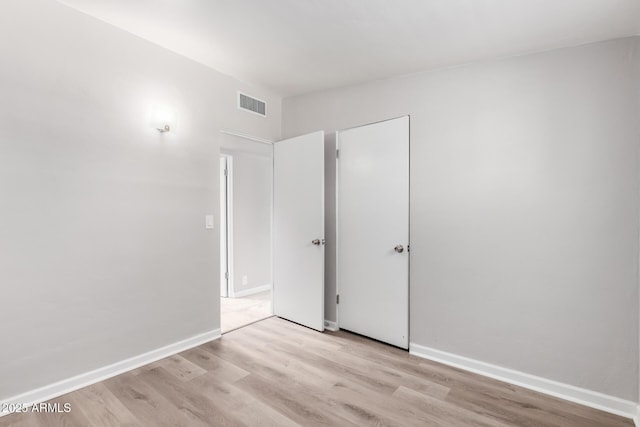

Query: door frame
[335,115,411,344]
[220,154,234,298]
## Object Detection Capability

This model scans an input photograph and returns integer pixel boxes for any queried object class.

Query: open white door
[273,131,325,331]
[337,116,409,349]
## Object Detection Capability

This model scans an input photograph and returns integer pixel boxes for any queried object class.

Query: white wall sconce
[150,104,177,133]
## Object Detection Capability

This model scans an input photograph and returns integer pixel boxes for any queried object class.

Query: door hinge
[224,168,228,177]
[336,149,339,159]
[407,245,410,252]
[225,271,229,280]
[336,294,340,304]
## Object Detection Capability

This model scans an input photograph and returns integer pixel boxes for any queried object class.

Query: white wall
[283,37,640,401]
[0,0,280,401]
[221,134,273,295]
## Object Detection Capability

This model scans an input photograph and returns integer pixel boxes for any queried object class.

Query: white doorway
[336,116,410,349]
[219,132,274,333]
[218,130,326,334]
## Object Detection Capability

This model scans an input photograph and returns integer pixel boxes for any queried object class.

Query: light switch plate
[205,215,214,229]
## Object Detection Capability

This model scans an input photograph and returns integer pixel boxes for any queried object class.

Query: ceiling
[59,0,640,97]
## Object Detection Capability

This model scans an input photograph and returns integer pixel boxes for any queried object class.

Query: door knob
[312,239,325,246]
[394,245,404,253]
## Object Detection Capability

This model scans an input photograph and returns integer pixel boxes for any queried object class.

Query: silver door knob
[312,239,325,246]
[394,245,404,253]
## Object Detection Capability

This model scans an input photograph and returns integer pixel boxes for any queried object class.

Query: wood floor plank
[228,329,342,390]
[102,372,197,427]
[202,339,297,387]
[0,413,43,427]
[329,378,447,426]
[0,316,633,426]
[233,372,357,426]
[445,385,627,427]
[180,346,250,383]
[392,385,512,427]
[149,354,208,382]
[70,383,140,427]
[252,317,344,352]
[138,366,244,427]
[189,372,300,427]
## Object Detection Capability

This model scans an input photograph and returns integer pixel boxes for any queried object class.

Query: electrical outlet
[242,276,248,286]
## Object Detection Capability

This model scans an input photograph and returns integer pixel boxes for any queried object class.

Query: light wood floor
[0,317,632,426]
[221,291,271,333]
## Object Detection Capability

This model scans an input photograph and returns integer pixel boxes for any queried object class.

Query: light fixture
[150,104,177,133]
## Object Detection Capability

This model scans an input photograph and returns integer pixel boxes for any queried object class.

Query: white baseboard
[0,329,221,418]
[409,342,636,419]
[231,283,272,298]
[634,404,640,427]
[324,320,338,331]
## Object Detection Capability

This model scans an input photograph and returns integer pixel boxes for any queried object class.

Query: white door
[273,131,325,331]
[337,116,409,348]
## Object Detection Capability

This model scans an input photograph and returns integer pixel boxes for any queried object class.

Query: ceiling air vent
[238,92,267,117]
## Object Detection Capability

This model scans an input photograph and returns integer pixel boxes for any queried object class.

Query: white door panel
[337,116,409,348]
[273,131,325,331]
